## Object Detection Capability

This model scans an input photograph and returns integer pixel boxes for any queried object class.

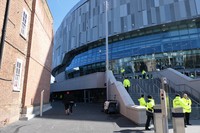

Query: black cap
[147,95,152,99]
[175,94,180,97]
[141,94,144,97]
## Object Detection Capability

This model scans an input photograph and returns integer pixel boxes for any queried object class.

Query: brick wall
[0,0,53,127]
[22,0,53,107]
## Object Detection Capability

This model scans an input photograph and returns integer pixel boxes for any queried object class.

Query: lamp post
[105,0,109,100]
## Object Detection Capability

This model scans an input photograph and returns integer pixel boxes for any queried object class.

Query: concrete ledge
[20,103,52,120]
[107,70,146,125]
[126,105,146,125]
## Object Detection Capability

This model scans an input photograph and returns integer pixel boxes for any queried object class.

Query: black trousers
[69,102,74,113]
[145,111,154,129]
[125,87,129,92]
[64,102,74,113]
[184,112,190,124]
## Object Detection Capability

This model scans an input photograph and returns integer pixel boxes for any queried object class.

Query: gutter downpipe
[0,0,11,68]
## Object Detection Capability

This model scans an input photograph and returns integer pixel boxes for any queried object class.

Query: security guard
[142,70,146,79]
[173,94,190,109]
[138,94,146,107]
[123,77,131,92]
[182,93,192,125]
[145,95,155,130]
[121,68,125,76]
[173,94,190,127]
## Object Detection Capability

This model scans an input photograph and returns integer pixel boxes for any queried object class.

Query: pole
[40,90,44,117]
[105,0,109,100]
[160,77,169,133]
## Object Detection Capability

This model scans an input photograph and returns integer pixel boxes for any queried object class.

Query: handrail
[116,71,200,105]
[135,83,147,96]
[167,80,200,105]
[153,69,200,104]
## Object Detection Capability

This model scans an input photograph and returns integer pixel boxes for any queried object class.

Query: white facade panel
[189,0,197,16]
[179,1,187,18]
[53,0,200,70]
[120,4,127,17]
[142,10,148,26]
[127,15,132,31]
[195,0,200,15]
[151,7,157,24]
[160,6,165,23]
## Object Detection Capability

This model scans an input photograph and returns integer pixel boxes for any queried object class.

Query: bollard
[172,107,185,133]
[154,105,163,133]
[40,90,44,117]
[160,89,169,133]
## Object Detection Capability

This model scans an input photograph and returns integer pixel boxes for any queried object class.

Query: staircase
[127,73,200,119]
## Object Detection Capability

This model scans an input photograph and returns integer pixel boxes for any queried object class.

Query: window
[13,59,23,91]
[20,9,28,38]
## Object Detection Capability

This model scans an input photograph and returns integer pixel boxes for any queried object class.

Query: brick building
[0,0,53,127]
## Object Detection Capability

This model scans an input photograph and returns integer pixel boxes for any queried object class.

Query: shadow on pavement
[39,101,138,128]
[113,129,146,133]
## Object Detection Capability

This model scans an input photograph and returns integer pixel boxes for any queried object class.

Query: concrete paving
[0,101,199,133]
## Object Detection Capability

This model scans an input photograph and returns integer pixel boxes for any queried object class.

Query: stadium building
[51,0,200,104]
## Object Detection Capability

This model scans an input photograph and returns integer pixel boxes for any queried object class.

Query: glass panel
[179,25,188,35]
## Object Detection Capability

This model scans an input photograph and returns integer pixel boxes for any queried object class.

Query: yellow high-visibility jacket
[138,97,146,107]
[142,70,146,75]
[182,97,192,113]
[173,96,190,113]
[146,98,155,112]
[121,68,125,73]
[123,79,130,87]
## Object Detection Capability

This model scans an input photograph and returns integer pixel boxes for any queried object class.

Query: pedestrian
[182,93,192,125]
[49,93,54,103]
[173,94,190,127]
[145,95,155,130]
[123,77,131,92]
[63,91,74,115]
[138,94,146,107]
[59,94,63,100]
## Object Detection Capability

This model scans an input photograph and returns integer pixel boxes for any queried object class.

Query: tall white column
[105,0,109,100]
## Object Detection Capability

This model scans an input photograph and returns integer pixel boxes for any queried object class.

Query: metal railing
[153,69,200,103]
[128,74,200,119]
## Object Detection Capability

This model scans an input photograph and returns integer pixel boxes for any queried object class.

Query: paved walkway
[0,101,200,133]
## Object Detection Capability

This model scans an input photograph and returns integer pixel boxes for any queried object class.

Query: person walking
[63,91,74,115]
[182,93,192,125]
[123,77,131,92]
[138,94,146,107]
[145,95,155,130]
[173,94,190,127]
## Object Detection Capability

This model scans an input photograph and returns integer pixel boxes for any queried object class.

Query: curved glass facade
[52,0,200,80]
[65,21,200,79]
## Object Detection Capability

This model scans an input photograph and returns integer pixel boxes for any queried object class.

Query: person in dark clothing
[49,93,53,103]
[63,91,74,115]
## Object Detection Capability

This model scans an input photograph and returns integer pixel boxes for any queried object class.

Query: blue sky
[47,0,80,33]
[47,0,80,81]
